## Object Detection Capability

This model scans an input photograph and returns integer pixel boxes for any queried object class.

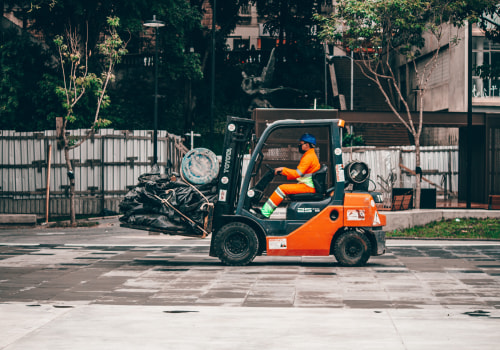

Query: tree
[0,27,64,130]
[252,0,321,49]
[54,16,127,225]
[3,0,206,132]
[2,0,326,149]
[316,0,496,208]
[252,0,324,86]
[463,1,499,43]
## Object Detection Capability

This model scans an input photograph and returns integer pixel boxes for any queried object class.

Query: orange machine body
[266,193,386,256]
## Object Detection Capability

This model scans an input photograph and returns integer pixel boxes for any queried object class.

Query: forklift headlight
[247,189,255,198]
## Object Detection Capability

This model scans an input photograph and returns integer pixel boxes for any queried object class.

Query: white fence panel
[399,146,458,192]
[0,129,188,217]
[345,146,458,192]
[1,129,458,218]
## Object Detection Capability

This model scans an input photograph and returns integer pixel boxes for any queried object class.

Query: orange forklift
[209,115,386,266]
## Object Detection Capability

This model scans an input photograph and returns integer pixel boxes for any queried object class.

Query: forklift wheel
[215,223,259,266]
[333,230,372,267]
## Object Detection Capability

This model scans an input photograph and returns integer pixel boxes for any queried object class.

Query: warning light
[338,119,345,128]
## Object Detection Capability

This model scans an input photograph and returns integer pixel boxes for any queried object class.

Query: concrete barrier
[0,214,37,225]
[384,209,500,232]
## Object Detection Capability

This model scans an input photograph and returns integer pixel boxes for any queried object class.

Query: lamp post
[210,0,216,147]
[324,43,327,106]
[350,49,353,110]
[466,22,472,209]
[144,15,165,169]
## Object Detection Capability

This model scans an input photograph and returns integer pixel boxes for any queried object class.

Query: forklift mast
[214,116,255,218]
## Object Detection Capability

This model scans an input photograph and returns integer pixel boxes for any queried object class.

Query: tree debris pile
[119,173,217,235]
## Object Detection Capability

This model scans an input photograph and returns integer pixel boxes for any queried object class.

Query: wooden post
[45,144,52,224]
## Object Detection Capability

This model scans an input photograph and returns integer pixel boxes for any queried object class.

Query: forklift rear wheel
[215,223,259,266]
[333,230,372,267]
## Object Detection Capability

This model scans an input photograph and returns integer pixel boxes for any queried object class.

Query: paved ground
[0,218,499,349]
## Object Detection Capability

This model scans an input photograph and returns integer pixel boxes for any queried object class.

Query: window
[472,37,500,98]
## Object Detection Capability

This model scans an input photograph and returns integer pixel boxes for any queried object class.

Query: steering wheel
[265,163,274,171]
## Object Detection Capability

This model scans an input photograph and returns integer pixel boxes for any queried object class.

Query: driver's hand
[275,167,284,175]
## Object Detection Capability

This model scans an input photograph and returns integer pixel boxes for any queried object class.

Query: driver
[260,133,320,218]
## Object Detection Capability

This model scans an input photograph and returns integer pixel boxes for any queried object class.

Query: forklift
[209,115,386,266]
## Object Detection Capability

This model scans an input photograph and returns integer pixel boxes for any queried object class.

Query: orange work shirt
[281,148,320,186]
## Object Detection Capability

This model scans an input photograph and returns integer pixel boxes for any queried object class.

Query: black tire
[214,222,259,266]
[333,230,372,267]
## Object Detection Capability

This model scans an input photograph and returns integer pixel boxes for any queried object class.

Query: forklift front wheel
[333,230,372,267]
[215,223,259,266]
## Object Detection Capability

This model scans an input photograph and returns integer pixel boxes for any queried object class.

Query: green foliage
[388,218,500,240]
[2,0,328,140]
[93,118,112,130]
[253,0,322,42]
[54,15,127,133]
[35,74,66,127]
[316,0,498,60]
[342,133,365,147]
[0,28,62,130]
[314,0,497,136]
[317,0,455,61]
[98,17,128,62]
[449,0,499,42]
[474,63,500,80]
[3,0,205,130]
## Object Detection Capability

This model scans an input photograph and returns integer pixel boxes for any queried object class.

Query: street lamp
[144,15,165,169]
[466,22,473,209]
[324,43,328,106]
[350,49,353,110]
[210,0,216,147]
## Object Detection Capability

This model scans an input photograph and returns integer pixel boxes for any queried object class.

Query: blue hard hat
[299,133,316,146]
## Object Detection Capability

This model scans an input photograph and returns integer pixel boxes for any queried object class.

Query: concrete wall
[448,26,468,112]
[422,83,450,112]
[384,209,500,232]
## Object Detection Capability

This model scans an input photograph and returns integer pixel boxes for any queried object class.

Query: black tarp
[119,173,217,234]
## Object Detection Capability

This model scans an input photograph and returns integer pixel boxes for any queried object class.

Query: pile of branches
[119,173,217,234]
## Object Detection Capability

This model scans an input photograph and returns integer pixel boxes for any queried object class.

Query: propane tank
[344,161,370,191]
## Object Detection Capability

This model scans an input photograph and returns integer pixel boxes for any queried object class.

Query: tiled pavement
[1,243,499,309]
[1,220,500,350]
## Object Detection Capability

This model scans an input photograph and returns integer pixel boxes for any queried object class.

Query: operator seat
[288,164,328,201]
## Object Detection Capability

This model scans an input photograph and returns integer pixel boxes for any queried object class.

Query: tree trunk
[414,141,421,209]
[414,88,425,210]
[70,177,76,226]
